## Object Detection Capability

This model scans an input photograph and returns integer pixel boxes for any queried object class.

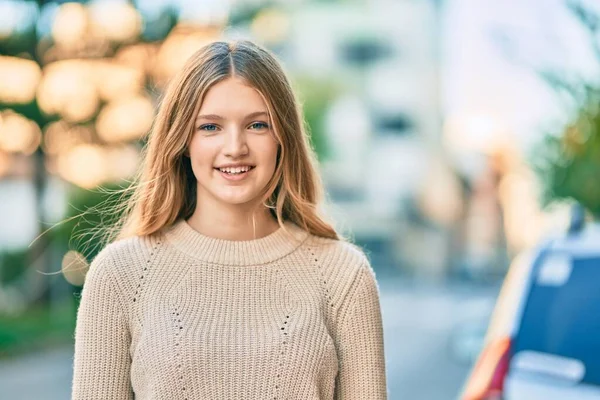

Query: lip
[215,163,255,169]
[214,166,255,182]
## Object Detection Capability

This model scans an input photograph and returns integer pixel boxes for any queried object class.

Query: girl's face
[188,77,279,208]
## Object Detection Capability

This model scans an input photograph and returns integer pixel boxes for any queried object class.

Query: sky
[443,0,600,152]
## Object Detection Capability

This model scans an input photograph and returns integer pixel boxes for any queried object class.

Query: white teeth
[219,166,252,174]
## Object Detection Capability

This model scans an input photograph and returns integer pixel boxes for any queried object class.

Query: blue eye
[249,122,269,130]
[199,124,218,131]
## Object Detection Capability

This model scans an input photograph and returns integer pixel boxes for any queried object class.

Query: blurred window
[513,254,600,385]
[339,37,391,67]
[374,113,413,135]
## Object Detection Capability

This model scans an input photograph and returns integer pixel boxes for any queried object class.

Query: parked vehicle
[460,205,600,400]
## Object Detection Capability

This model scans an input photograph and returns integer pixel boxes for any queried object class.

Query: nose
[223,128,249,159]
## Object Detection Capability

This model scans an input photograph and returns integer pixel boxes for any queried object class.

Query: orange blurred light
[96,95,154,143]
[0,56,42,104]
[52,3,89,51]
[153,26,220,86]
[105,144,140,181]
[37,59,99,122]
[115,43,158,75]
[94,60,144,101]
[55,143,139,188]
[62,250,89,286]
[444,113,509,155]
[57,144,108,188]
[43,121,94,156]
[89,1,142,43]
[0,110,42,155]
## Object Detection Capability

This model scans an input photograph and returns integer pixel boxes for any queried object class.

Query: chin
[215,192,261,207]
[219,197,252,206]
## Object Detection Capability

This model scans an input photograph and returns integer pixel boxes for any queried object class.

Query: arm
[72,249,134,400]
[334,263,388,400]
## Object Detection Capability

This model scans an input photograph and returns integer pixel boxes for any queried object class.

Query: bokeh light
[115,43,158,76]
[96,95,154,143]
[88,0,142,43]
[56,144,108,188]
[94,60,145,101]
[37,60,100,122]
[0,56,42,104]
[105,144,140,181]
[444,113,510,155]
[153,26,220,86]
[0,110,42,155]
[43,121,94,156]
[61,250,89,286]
[54,142,139,188]
[52,3,89,51]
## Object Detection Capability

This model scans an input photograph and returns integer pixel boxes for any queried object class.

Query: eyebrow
[196,111,269,122]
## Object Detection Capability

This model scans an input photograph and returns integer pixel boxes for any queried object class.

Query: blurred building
[284,0,450,276]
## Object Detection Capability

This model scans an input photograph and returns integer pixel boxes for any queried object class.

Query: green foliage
[532,95,600,219]
[0,299,77,358]
[54,183,133,262]
[292,75,342,162]
[0,183,128,355]
[228,2,272,26]
[0,249,28,285]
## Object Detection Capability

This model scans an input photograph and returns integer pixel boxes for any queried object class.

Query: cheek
[189,137,217,168]
[188,147,218,183]
[256,137,279,169]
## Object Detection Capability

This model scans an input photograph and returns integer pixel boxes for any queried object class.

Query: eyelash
[198,122,270,132]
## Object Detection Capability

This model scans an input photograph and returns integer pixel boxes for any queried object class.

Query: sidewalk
[0,346,73,400]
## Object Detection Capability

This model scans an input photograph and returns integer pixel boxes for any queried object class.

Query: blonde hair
[99,40,339,245]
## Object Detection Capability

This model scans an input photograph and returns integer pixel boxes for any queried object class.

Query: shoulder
[304,234,370,274]
[302,234,375,304]
[87,234,160,286]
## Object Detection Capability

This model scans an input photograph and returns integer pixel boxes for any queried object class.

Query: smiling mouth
[214,166,256,175]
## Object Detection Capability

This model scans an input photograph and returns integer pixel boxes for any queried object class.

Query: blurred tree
[531,1,600,220]
[0,1,177,306]
[533,92,600,219]
[293,75,342,161]
[0,5,54,306]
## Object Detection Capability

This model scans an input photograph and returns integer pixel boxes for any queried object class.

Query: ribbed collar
[163,219,310,266]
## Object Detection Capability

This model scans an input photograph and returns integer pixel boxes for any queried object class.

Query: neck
[187,202,279,241]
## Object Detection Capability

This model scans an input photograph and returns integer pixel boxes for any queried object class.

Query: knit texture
[71,219,388,399]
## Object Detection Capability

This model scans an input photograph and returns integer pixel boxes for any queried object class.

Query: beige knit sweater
[71,219,388,399]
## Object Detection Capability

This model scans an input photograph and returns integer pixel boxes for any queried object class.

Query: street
[0,278,499,400]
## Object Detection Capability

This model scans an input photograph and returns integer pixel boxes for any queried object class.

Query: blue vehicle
[460,205,600,400]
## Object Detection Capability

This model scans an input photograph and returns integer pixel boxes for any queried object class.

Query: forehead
[198,77,269,116]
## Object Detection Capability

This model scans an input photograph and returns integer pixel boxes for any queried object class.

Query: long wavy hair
[99,40,339,245]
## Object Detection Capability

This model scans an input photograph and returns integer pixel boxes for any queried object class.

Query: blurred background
[1,0,600,399]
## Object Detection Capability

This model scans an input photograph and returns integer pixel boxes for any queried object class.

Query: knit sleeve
[72,248,134,399]
[333,262,388,400]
